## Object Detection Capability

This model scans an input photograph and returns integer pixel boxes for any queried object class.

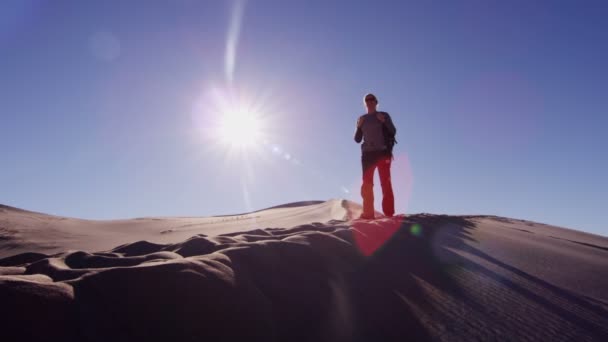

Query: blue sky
[1,0,606,237]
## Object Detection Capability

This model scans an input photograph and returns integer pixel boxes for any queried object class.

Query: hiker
[354,93,396,219]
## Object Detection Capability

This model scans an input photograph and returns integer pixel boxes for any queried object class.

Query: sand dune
[1,200,607,341]
[0,199,360,258]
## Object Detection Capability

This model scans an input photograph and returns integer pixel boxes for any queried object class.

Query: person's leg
[361,152,377,217]
[378,154,395,217]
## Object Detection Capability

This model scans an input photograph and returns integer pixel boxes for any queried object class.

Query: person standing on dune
[354,93,396,219]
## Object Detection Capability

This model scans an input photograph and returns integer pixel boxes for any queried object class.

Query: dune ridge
[1,202,607,341]
[0,199,357,258]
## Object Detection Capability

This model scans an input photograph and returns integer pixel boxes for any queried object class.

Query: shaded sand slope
[1,204,607,341]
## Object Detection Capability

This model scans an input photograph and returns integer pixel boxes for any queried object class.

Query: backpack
[382,117,397,158]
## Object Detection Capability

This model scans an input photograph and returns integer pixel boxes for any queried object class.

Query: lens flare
[89,31,121,62]
[225,0,246,82]
[410,224,422,237]
[352,217,405,256]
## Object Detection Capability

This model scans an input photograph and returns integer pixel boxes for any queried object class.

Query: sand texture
[1,200,607,341]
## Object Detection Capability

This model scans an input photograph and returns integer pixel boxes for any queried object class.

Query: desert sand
[1,199,607,341]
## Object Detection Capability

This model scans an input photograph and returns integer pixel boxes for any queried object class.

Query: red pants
[361,151,394,217]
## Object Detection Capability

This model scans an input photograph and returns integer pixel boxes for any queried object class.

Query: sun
[217,107,263,149]
[192,85,271,158]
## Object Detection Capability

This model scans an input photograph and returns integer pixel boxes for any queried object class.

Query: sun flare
[192,85,273,160]
[217,108,263,149]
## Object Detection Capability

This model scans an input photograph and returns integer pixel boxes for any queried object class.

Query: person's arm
[354,117,363,143]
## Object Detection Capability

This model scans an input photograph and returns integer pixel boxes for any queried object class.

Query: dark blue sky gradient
[1,1,606,236]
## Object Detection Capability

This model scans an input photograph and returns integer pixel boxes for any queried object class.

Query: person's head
[363,93,378,112]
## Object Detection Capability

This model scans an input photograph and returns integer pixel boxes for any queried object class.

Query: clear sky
[1,0,607,237]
